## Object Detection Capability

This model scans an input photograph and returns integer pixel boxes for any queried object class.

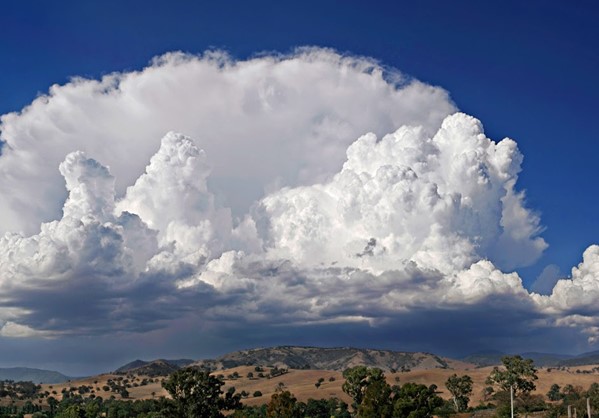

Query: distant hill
[0,367,71,384]
[520,352,573,367]
[113,346,599,379]
[463,351,584,368]
[192,346,455,372]
[462,350,505,367]
[558,351,599,367]
[115,360,148,373]
[115,359,194,376]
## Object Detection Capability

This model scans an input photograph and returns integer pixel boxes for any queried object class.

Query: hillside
[464,351,578,368]
[558,351,599,367]
[191,346,457,371]
[115,359,194,376]
[0,367,72,384]
[521,352,573,367]
[38,363,599,408]
[462,351,505,367]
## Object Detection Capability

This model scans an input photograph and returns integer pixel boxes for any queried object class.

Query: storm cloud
[1,49,598,365]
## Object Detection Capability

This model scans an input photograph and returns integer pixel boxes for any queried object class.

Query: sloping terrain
[521,352,573,367]
[462,351,505,367]
[115,359,194,376]
[558,351,599,367]
[463,351,584,368]
[0,367,72,384]
[192,346,454,371]
[36,363,599,408]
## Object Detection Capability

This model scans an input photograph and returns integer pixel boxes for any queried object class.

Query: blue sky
[1,0,598,374]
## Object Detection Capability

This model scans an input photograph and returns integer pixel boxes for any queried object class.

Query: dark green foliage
[0,379,41,399]
[341,366,386,410]
[445,374,473,412]
[392,382,444,418]
[547,383,562,401]
[231,404,268,418]
[517,393,546,414]
[341,366,442,418]
[486,355,538,398]
[356,378,393,417]
[120,388,129,399]
[266,390,300,418]
[303,398,350,418]
[55,404,85,418]
[162,368,241,417]
[181,396,349,418]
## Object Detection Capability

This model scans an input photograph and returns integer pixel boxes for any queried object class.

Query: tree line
[1,355,599,417]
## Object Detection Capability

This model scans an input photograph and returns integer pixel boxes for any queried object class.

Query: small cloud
[0,321,51,338]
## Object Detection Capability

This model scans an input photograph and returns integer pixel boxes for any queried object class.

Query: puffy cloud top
[116,132,234,265]
[0,49,455,236]
[0,48,598,352]
[258,113,545,273]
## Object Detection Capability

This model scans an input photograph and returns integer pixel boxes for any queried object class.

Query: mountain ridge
[189,345,459,372]
[113,346,599,375]
[115,359,194,376]
[0,367,72,384]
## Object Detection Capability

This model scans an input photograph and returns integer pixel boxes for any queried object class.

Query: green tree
[47,396,58,417]
[561,384,582,402]
[84,398,101,418]
[547,384,562,401]
[517,393,546,415]
[231,405,268,418]
[357,378,394,418]
[486,356,538,418]
[119,388,129,399]
[341,366,386,410]
[55,404,84,418]
[303,398,350,418]
[486,356,538,398]
[392,382,443,418]
[162,368,241,418]
[445,374,473,412]
[266,391,300,418]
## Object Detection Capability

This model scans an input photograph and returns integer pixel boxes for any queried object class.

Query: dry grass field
[36,363,599,407]
[389,365,599,405]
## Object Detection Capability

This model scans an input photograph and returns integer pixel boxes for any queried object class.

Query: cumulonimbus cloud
[0,48,598,350]
[0,48,454,236]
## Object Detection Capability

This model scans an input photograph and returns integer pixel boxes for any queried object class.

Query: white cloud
[534,245,599,313]
[532,245,599,343]
[0,48,455,236]
[2,113,543,337]
[0,321,49,338]
[256,112,546,273]
[0,48,598,352]
[115,131,236,266]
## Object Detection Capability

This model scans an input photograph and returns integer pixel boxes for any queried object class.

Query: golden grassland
[33,364,599,407]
